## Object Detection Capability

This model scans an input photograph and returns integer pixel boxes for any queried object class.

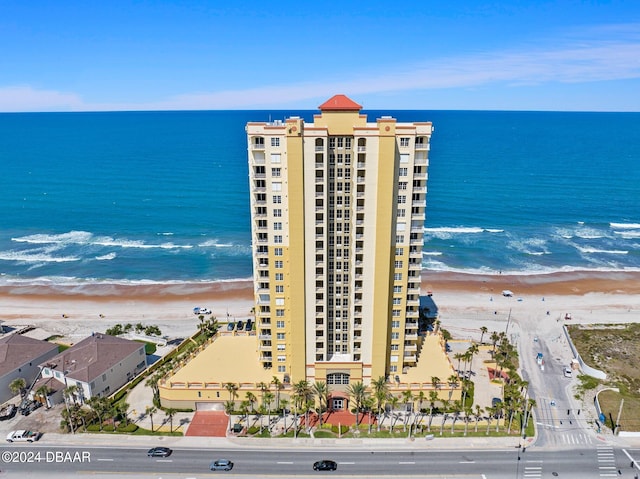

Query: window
[276,309,285,317]
[278,365,286,372]
[394,285,402,293]
[274,247,283,256]
[393,298,401,305]
[275,285,284,293]
[392,320,400,328]
[275,273,284,281]
[277,320,285,328]
[274,235,283,243]
[271,153,281,163]
[271,167,281,177]
[391,344,399,351]
[277,344,286,351]
[273,209,282,217]
[274,222,282,230]
[277,355,286,362]
[391,355,399,362]
[391,332,400,339]
[396,235,404,243]
[273,195,282,204]
[272,182,282,192]
[399,167,408,176]
[337,137,344,148]
[397,209,406,217]
[399,181,408,190]
[390,365,398,372]
[394,260,403,268]
[271,137,280,147]
[392,309,401,317]
[400,153,410,163]
[394,273,403,280]
[276,298,285,306]
[396,248,404,256]
[277,333,285,340]
[345,138,352,149]
[398,195,406,204]
[275,260,283,268]
[400,137,410,147]
[327,373,350,385]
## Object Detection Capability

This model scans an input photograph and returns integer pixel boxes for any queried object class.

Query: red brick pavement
[185,411,229,437]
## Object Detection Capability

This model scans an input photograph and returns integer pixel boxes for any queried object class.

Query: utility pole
[614,398,624,435]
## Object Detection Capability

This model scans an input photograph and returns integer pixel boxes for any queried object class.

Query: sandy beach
[1,271,639,343]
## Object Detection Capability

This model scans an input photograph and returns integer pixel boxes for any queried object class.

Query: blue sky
[1,0,639,111]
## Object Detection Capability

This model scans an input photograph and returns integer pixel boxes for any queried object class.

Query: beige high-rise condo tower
[246,95,433,390]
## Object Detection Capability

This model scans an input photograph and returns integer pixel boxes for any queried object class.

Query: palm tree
[165,408,177,433]
[463,406,473,436]
[466,343,479,375]
[145,406,157,432]
[371,376,389,431]
[388,395,400,429]
[346,381,368,427]
[263,391,274,434]
[312,381,328,426]
[431,376,440,391]
[490,331,500,354]
[88,396,109,431]
[401,390,414,432]
[479,326,488,344]
[145,374,161,404]
[271,376,283,410]
[447,374,459,400]
[63,385,80,434]
[240,400,251,428]
[474,405,483,433]
[246,391,257,413]
[9,377,26,398]
[224,382,238,409]
[453,352,464,373]
[428,390,438,432]
[257,381,269,408]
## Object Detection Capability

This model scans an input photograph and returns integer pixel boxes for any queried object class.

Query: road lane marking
[277,461,294,464]
[97,458,114,461]
[399,461,415,464]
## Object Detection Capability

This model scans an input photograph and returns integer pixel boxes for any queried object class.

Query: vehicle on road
[502,290,514,297]
[210,459,234,471]
[226,322,235,331]
[563,367,572,378]
[147,447,172,457]
[536,352,543,365]
[0,404,16,421]
[313,460,338,471]
[6,430,41,443]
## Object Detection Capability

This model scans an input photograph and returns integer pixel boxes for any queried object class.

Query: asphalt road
[1,444,639,478]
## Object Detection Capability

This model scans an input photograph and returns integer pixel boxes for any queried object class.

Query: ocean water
[0,109,639,287]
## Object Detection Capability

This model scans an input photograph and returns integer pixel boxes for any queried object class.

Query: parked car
[0,404,17,421]
[226,322,235,331]
[147,447,172,457]
[313,460,337,471]
[6,430,41,443]
[236,320,244,330]
[210,459,233,471]
[245,319,253,331]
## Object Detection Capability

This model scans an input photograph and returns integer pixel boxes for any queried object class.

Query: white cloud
[0,86,83,112]
[3,23,640,111]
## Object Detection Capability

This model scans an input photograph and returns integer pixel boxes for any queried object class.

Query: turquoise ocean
[1,110,639,287]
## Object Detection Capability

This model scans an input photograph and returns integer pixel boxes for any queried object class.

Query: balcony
[403,354,417,362]
[251,143,266,151]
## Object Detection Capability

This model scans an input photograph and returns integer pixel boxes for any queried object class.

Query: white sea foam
[424,226,499,234]
[95,252,116,260]
[610,222,640,229]
[577,247,628,254]
[198,239,234,248]
[614,230,640,239]
[12,230,193,250]
[422,251,443,256]
[0,250,81,263]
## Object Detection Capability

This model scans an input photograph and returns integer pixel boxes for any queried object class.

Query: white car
[6,430,41,442]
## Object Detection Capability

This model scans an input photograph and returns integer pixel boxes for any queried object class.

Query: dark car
[226,322,235,331]
[147,447,172,457]
[236,320,244,330]
[313,460,337,471]
[210,459,233,471]
[245,319,253,331]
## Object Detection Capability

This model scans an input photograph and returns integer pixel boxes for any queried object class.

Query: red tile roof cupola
[318,94,362,112]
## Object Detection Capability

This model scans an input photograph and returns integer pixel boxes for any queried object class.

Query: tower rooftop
[318,94,362,112]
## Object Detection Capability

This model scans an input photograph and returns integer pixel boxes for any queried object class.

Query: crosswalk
[597,445,619,477]
[522,460,543,478]
[545,431,595,446]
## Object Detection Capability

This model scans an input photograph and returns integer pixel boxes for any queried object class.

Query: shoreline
[1,270,640,299]
[1,270,638,343]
